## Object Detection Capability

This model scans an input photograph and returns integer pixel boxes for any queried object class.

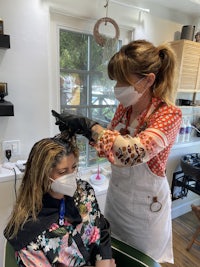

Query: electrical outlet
[2,140,20,156]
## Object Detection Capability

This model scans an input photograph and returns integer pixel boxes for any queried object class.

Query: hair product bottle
[178,119,186,143]
[185,118,192,142]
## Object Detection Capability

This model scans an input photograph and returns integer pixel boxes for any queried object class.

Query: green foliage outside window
[59,29,119,167]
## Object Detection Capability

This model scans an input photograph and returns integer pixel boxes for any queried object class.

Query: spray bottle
[185,118,192,142]
[178,118,186,143]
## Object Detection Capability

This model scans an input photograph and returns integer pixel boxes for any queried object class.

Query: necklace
[136,102,164,134]
[119,106,132,135]
[118,101,164,136]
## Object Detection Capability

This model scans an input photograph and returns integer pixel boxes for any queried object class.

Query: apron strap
[72,232,91,264]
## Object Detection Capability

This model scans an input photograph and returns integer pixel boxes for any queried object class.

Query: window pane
[60,30,88,70]
[77,137,87,168]
[60,73,87,109]
[59,28,119,167]
[90,37,105,71]
[91,74,116,105]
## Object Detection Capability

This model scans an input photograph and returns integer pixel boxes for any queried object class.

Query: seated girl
[4,133,115,267]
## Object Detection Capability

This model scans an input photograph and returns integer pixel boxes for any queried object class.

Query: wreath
[93,17,120,47]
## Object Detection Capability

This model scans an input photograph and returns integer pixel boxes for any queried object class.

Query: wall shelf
[0,34,10,49]
[0,100,14,116]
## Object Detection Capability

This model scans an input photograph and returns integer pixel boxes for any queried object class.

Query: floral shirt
[9,180,112,267]
[93,98,182,177]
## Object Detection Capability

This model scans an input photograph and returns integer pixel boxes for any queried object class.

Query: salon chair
[4,237,161,267]
[111,236,161,267]
[3,241,18,267]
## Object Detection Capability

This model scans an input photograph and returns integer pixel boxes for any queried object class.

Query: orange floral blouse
[93,98,182,177]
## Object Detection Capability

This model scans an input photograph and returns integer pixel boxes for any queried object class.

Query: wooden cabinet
[170,40,200,92]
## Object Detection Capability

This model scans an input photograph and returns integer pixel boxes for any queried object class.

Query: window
[59,29,120,167]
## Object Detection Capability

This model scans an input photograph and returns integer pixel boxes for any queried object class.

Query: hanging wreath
[93,17,120,47]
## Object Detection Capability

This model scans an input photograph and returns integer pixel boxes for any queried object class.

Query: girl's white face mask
[114,78,144,107]
[50,172,77,197]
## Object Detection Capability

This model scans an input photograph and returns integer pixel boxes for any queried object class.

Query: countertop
[0,166,22,182]
[172,136,200,150]
[0,162,111,195]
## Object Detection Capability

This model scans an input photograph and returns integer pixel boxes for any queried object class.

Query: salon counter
[0,162,111,212]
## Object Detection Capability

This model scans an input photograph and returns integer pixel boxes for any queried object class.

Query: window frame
[49,11,132,167]
[59,28,119,167]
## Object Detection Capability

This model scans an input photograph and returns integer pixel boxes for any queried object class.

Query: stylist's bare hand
[110,258,116,267]
[58,258,116,267]
[95,258,116,267]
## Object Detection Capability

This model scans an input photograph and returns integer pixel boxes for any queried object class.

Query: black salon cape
[4,180,112,265]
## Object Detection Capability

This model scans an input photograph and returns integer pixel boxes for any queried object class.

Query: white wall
[0,0,51,162]
[0,0,200,265]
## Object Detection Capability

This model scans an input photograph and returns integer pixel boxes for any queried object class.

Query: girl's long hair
[4,133,79,239]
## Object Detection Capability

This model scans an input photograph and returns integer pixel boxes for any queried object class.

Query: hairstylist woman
[4,134,115,267]
[52,39,182,263]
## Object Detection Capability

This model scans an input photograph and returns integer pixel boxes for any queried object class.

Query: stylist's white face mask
[50,172,77,196]
[114,78,144,107]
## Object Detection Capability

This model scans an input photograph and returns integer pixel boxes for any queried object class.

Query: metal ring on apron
[150,196,162,212]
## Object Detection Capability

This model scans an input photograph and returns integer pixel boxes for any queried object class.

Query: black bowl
[180,153,200,181]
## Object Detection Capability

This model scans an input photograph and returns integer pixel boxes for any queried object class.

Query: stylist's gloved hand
[52,110,99,141]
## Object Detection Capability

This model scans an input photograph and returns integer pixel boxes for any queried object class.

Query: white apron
[104,163,173,263]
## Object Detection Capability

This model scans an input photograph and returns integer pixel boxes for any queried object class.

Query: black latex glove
[52,110,99,141]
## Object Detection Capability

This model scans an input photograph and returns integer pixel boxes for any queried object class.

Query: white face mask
[114,78,144,107]
[50,172,77,197]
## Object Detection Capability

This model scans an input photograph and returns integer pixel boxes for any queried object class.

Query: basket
[180,153,200,181]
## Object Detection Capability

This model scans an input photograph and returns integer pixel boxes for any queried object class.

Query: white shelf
[172,137,200,150]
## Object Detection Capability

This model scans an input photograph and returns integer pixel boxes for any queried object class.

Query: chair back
[111,237,161,267]
[186,204,200,251]
[4,241,18,267]
[191,204,200,221]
